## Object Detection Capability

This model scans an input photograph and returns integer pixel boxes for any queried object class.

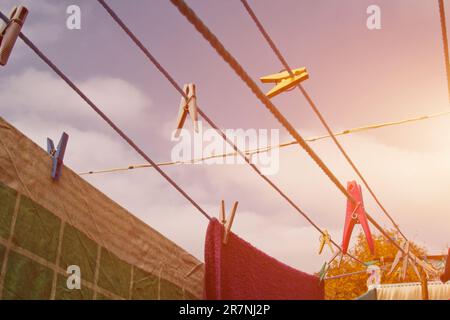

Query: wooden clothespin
[415,254,438,276]
[175,83,198,138]
[336,251,343,268]
[260,67,309,98]
[411,258,422,280]
[341,181,375,255]
[220,200,239,245]
[380,251,422,280]
[388,243,432,281]
[220,200,227,225]
[388,241,405,276]
[47,132,68,181]
[401,241,410,280]
[0,6,28,66]
[441,249,450,283]
[318,230,334,254]
[388,241,412,280]
[420,267,429,300]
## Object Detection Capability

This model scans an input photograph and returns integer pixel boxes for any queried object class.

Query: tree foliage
[325,230,427,300]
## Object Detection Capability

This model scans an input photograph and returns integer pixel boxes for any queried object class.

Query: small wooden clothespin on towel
[220,200,239,245]
[175,83,198,138]
[47,132,68,181]
[260,67,309,98]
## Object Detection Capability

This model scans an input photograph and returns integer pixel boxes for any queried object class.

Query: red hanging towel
[204,218,324,300]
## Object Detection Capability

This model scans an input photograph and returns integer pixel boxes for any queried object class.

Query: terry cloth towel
[204,218,324,300]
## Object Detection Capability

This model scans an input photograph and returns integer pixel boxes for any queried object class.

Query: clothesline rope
[324,264,391,281]
[0,10,212,222]
[0,2,441,275]
[438,0,450,102]
[78,109,450,176]
[96,0,366,267]
[240,0,411,244]
[169,0,438,275]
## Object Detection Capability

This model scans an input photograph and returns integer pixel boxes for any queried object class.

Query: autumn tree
[325,230,428,300]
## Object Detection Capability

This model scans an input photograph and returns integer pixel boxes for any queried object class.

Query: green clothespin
[364,260,378,266]
[318,262,329,282]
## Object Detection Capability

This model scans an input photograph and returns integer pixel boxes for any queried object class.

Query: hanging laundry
[204,218,324,300]
[356,282,450,300]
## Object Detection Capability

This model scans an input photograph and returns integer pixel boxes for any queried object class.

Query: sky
[0,0,449,273]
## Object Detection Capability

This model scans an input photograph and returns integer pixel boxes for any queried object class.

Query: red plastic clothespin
[341,181,374,255]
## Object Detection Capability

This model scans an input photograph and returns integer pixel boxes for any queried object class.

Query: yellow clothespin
[260,67,309,98]
[318,230,334,254]
[220,200,239,245]
[175,83,198,138]
[0,6,28,66]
